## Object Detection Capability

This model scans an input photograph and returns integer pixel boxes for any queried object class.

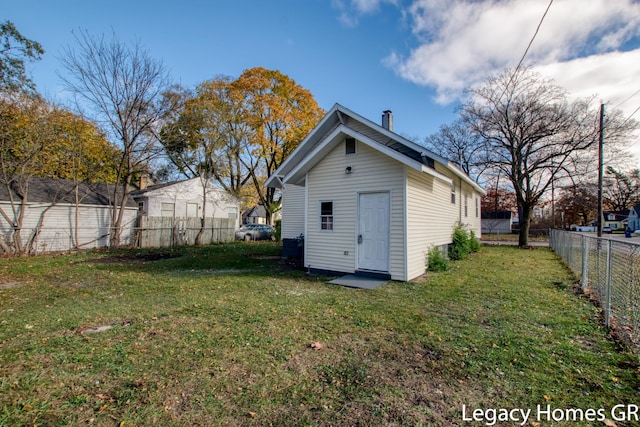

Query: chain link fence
[550,229,640,353]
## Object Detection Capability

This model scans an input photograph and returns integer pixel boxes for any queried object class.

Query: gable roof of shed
[131,177,231,199]
[131,177,199,197]
[266,103,484,194]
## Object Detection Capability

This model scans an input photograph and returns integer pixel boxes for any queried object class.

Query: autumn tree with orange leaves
[161,68,323,224]
[236,67,323,222]
[0,95,119,254]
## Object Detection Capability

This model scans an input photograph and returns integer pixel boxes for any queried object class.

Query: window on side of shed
[320,201,334,231]
[464,194,468,217]
[451,183,456,204]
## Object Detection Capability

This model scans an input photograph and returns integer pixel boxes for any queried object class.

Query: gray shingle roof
[0,177,137,208]
[481,210,513,220]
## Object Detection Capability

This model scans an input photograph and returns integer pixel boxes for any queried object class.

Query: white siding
[405,165,483,281]
[281,183,306,238]
[433,162,483,236]
[460,180,483,237]
[482,219,511,234]
[406,167,460,280]
[305,140,406,280]
[0,202,137,253]
[139,178,239,229]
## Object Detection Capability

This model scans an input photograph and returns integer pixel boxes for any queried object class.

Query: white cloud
[534,50,640,118]
[332,0,399,27]
[385,0,640,106]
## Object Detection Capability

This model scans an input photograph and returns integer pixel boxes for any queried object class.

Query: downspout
[304,172,309,270]
[459,177,463,223]
[403,165,409,281]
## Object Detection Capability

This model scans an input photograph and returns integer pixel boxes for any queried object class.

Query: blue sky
[4,0,640,146]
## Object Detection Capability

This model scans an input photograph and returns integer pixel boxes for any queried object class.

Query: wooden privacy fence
[134,217,236,248]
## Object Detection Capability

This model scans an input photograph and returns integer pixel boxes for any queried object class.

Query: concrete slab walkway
[329,274,388,290]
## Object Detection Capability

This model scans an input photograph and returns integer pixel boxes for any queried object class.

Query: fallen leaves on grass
[310,341,324,351]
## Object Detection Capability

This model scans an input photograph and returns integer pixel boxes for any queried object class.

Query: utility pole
[597,103,605,237]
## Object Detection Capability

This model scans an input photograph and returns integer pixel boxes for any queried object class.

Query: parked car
[603,226,612,234]
[235,224,275,241]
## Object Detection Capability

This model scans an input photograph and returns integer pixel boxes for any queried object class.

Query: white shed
[481,210,513,234]
[0,177,138,254]
[267,104,485,282]
[131,177,239,228]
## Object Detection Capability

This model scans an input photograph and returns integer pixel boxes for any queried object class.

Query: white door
[358,192,390,272]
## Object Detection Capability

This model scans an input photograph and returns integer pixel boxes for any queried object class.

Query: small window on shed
[475,197,479,217]
[464,194,468,217]
[451,183,456,204]
[320,201,334,231]
[345,137,356,155]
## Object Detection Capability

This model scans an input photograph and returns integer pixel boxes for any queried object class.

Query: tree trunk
[109,182,121,249]
[195,217,205,246]
[73,181,79,250]
[518,205,533,247]
[24,204,54,255]
[111,181,130,249]
[195,179,207,246]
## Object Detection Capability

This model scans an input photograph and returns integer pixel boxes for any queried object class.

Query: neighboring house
[266,104,485,282]
[243,204,267,225]
[242,204,282,225]
[601,210,629,231]
[628,206,640,232]
[131,177,239,228]
[481,210,513,234]
[0,177,138,253]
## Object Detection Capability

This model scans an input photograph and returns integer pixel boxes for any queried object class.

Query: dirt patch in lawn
[85,252,181,264]
[0,281,27,289]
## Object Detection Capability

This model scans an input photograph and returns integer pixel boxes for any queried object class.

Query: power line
[498,0,554,101]
[614,88,640,110]
[620,104,640,138]
[512,0,554,80]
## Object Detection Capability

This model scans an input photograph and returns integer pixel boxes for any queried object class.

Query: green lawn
[1,243,638,426]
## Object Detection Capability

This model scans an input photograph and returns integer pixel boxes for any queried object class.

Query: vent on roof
[382,110,393,131]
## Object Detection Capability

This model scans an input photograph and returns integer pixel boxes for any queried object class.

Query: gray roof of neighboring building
[0,177,137,208]
[481,210,513,220]
[243,205,267,219]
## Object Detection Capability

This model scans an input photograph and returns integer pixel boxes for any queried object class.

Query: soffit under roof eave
[266,174,284,188]
[421,165,453,184]
[446,161,486,195]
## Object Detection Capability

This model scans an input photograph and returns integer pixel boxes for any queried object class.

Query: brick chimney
[382,110,393,131]
[139,174,148,190]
